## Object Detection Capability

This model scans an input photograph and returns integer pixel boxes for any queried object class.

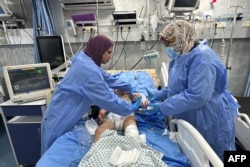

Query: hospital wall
[0,0,249,102]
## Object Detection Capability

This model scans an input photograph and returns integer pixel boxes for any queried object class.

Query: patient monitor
[36,35,69,78]
[3,63,54,103]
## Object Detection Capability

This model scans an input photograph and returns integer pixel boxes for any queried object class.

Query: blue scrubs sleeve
[81,71,133,116]
[160,56,215,115]
[156,87,169,101]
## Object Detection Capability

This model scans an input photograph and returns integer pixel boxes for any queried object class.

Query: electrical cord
[108,22,119,70]
[74,35,80,50]
[109,27,130,69]
[75,30,87,54]
[129,34,160,70]
[65,29,74,58]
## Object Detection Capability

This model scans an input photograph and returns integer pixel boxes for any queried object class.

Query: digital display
[0,6,5,14]
[36,36,66,71]
[8,67,51,94]
[165,0,199,12]
[174,0,197,7]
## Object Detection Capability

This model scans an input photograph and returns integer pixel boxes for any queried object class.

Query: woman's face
[101,46,113,64]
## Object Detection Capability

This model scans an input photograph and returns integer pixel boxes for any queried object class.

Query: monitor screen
[0,6,5,14]
[3,63,54,103]
[36,35,67,71]
[174,0,197,7]
[0,3,12,18]
[165,0,200,12]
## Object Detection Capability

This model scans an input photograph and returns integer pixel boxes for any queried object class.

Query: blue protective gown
[41,51,134,155]
[155,41,239,160]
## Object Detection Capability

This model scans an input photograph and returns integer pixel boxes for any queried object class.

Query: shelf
[8,116,42,124]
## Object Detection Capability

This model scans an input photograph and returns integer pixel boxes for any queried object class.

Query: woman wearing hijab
[40,35,141,155]
[153,20,239,161]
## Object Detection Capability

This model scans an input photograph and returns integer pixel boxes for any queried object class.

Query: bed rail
[235,113,250,150]
[160,62,169,87]
[170,119,223,167]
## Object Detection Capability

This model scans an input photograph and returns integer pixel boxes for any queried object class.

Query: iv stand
[225,0,242,70]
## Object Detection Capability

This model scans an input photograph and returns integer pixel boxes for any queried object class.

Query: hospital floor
[0,117,36,167]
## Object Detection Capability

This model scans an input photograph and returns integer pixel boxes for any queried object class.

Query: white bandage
[85,118,98,135]
[124,124,139,137]
[109,146,140,166]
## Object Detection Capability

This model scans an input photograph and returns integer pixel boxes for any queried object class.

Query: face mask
[165,47,180,59]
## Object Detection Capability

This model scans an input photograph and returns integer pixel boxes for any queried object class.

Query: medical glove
[150,102,161,112]
[145,87,157,102]
[129,88,136,96]
[149,97,157,102]
[132,97,142,111]
[150,95,162,103]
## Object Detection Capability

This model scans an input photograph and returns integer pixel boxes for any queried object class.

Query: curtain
[32,0,55,63]
[244,70,250,97]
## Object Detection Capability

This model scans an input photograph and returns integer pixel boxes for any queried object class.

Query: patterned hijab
[161,20,195,53]
[84,35,113,66]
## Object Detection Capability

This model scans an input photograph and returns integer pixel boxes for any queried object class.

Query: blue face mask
[165,47,180,59]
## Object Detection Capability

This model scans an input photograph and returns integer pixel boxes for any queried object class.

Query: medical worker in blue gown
[40,35,141,155]
[153,20,239,161]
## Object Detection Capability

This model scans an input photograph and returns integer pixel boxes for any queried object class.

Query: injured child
[94,89,149,142]
[80,91,168,167]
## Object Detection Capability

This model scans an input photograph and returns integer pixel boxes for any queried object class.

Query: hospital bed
[36,65,223,167]
[235,113,250,150]
[233,96,250,151]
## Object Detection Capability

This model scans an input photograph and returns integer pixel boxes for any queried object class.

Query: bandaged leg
[123,115,139,138]
[124,124,139,138]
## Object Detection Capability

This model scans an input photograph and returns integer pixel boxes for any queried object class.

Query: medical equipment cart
[0,99,46,166]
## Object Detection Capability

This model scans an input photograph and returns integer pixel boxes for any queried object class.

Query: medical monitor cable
[1,20,17,65]
[64,29,74,58]
[123,27,131,70]
[129,33,159,70]
[74,35,80,51]
[118,27,129,70]
[110,26,126,69]
[75,30,87,54]
[209,22,217,48]
[108,21,119,70]
[109,27,130,70]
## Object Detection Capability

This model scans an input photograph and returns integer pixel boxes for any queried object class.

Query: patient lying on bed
[37,71,190,167]
[94,90,148,142]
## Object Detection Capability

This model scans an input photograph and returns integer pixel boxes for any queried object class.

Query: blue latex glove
[144,87,157,102]
[151,102,161,111]
[149,97,157,103]
[150,97,163,103]
[132,97,142,111]
[129,88,136,97]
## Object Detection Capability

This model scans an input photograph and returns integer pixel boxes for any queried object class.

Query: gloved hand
[132,93,149,108]
[151,102,161,111]
[149,96,157,103]
[144,87,158,102]
[129,88,136,97]
[132,97,142,111]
